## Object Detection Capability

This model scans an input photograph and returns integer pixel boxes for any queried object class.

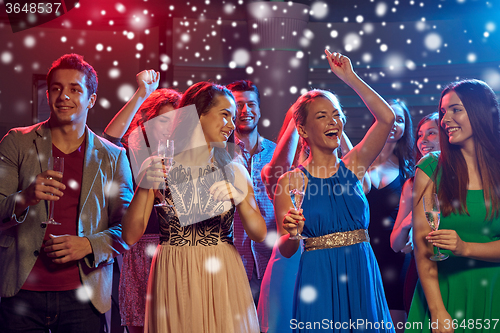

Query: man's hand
[15,170,65,214]
[44,234,92,264]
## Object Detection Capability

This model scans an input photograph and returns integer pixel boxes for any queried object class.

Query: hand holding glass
[288,169,307,240]
[42,157,64,225]
[423,193,448,261]
[154,139,174,208]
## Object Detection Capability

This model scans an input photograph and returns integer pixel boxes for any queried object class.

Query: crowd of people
[0,51,499,333]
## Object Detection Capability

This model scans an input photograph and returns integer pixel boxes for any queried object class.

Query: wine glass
[423,193,448,261]
[42,156,64,225]
[288,168,307,240]
[154,139,174,208]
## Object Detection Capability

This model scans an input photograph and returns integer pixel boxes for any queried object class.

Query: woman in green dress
[407,79,500,333]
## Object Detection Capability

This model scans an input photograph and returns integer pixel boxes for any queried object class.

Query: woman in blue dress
[276,50,395,332]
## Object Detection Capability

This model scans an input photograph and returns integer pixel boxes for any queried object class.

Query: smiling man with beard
[227,80,277,306]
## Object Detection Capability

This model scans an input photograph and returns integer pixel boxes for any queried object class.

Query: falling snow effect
[223,3,235,15]
[363,23,375,34]
[67,179,79,190]
[299,285,318,304]
[454,310,465,319]
[117,84,135,102]
[99,98,111,109]
[145,243,157,257]
[375,2,388,17]
[109,68,121,79]
[232,48,250,67]
[310,2,328,20]
[12,299,29,316]
[467,53,477,63]
[385,53,405,75]
[343,32,362,52]
[0,0,497,166]
[76,285,93,302]
[104,180,120,198]
[23,36,36,48]
[1,51,13,64]
[115,3,126,14]
[424,32,442,51]
[204,256,222,274]
[382,217,392,228]
[289,57,300,69]
[482,69,500,90]
[248,3,271,20]
[264,230,278,248]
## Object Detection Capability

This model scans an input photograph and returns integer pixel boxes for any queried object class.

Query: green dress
[406,152,500,332]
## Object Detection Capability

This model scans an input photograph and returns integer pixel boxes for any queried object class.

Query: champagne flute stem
[49,199,55,221]
[162,183,166,204]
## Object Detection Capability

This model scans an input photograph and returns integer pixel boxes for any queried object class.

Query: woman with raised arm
[407,79,500,333]
[122,81,266,333]
[390,112,439,315]
[258,101,369,333]
[366,100,415,331]
[277,50,395,331]
[103,70,182,333]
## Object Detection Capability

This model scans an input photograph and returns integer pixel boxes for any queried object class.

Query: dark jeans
[249,263,262,307]
[0,289,102,333]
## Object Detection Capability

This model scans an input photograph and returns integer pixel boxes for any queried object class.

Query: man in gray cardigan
[0,54,133,332]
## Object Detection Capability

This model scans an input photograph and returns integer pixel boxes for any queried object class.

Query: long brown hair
[275,105,309,166]
[437,79,500,219]
[388,100,415,180]
[124,89,181,150]
[172,81,236,179]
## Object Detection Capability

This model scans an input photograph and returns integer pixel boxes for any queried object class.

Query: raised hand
[324,49,355,83]
[136,69,160,97]
[103,69,161,139]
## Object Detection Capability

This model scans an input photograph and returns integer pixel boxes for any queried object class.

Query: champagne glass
[42,156,64,225]
[423,193,448,261]
[154,139,174,208]
[288,168,307,240]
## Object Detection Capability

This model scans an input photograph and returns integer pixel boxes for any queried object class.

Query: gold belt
[304,229,370,252]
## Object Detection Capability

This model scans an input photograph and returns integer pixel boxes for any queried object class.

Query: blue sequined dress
[293,163,394,332]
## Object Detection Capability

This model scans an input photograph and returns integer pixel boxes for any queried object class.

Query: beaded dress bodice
[154,164,235,246]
